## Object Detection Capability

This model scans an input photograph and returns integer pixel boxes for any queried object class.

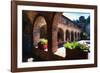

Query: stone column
[75,32,76,41]
[33,28,40,47]
[73,32,75,41]
[52,13,61,52]
[64,30,66,42]
[79,33,80,40]
[52,29,58,52]
[69,31,71,42]
[76,33,78,41]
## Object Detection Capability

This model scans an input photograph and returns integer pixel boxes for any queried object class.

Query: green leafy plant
[39,38,48,45]
[71,42,79,49]
[64,42,79,50]
[38,38,48,50]
[63,41,90,52]
[63,42,72,49]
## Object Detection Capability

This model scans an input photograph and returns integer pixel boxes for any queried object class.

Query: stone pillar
[74,32,76,41]
[33,28,40,46]
[73,32,75,41]
[79,33,80,40]
[52,29,58,52]
[64,30,66,42]
[76,33,78,41]
[69,31,71,42]
[76,33,77,41]
[52,13,61,52]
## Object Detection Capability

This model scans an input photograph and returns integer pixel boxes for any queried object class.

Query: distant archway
[40,25,47,39]
[75,32,77,41]
[66,30,70,42]
[78,32,80,40]
[71,31,74,41]
[57,28,64,43]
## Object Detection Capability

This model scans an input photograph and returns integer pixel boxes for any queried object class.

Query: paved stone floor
[54,47,66,58]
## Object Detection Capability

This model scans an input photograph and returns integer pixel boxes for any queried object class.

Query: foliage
[80,32,88,40]
[64,42,79,50]
[71,42,79,49]
[63,42,90,52]
[38,38,48,45]
[73,16,90,39]
[63,42,72,49]
[79,43,90,52]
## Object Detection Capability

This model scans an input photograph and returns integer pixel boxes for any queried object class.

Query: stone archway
[40,25,47,39]
[57,28,64,42]
[78,32,80,40]
[66,30,70,42]
[76,32,79,41]
[75,32,77,41]
[57,28,64,48]
[71,31,74,41]
[33,16,47,47]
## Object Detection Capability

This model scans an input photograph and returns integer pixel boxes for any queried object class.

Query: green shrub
[71,42,79,49]
[79,43,90,52]
[38,38,48,45]
[63,41,90,52]
[64,42,79,50]
[63,42,72,49]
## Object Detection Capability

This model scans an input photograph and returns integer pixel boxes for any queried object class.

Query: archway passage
[33,16,47,47]
[75,32,77,41]
[66,30,70,42]
[40,25,47,39]
[71,31,74,42]
[78,32,80,41]
[57,28,64,42]
[57,28,64,48]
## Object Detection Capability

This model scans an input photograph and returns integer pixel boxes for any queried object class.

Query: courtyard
[22,10,90,62]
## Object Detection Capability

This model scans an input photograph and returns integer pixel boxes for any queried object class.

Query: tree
[86,16,90,24]
[73,16,90,40]
[79,16,86,23]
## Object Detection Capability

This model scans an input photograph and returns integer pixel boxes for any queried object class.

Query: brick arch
[40,25,47,39]
[66,30,70,42]
[33,16,46,28]
[33,15,47,46]
[71,31,74,41]
[57,28,64,42]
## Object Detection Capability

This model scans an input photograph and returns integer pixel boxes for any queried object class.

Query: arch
[33,16,47,46]
[40,25,47,39]
[71,31,74,41]
[78,32,80,40]
[66,30,70,42]
[75,32,77,41]
[76,32,79,41]
[57,28,64,42]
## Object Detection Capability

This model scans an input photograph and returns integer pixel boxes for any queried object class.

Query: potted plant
[79,43,90,53]
[78,43,90,59]
[64,42,89,60]
[38,39,48,50]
